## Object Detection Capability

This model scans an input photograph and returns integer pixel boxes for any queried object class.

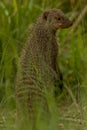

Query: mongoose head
[42,9,73,31]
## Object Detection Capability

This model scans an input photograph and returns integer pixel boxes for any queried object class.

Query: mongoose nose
[66,19,73,28]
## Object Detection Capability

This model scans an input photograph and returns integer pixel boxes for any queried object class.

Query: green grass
[0,0,87,130]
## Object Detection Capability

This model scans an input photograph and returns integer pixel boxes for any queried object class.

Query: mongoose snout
[59,17,73,28]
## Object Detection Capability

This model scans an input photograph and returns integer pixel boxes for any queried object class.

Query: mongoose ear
[43,11,49,20]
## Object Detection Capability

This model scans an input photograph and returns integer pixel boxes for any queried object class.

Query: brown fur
[16,8,72,128]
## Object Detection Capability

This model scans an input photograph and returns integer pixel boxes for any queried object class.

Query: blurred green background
[0,0,87,130]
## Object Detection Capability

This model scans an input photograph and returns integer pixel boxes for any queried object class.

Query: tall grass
[0,0,87,130]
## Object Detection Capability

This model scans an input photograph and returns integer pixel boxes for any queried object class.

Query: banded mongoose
[16,8,72,128]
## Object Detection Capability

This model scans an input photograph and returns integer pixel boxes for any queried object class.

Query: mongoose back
[16,8,72,129]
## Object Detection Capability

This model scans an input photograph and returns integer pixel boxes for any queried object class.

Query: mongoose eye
[57,17,61,20]
[55,16,61,21]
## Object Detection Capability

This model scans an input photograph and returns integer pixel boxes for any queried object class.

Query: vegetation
[0,0,87,130]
